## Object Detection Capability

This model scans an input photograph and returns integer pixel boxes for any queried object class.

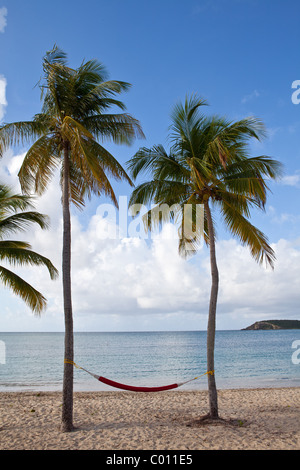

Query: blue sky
[0,0,299,332]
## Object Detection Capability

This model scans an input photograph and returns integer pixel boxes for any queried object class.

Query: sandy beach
[0,387,299,450]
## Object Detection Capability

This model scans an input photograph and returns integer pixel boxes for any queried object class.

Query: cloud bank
[0,150,299,332]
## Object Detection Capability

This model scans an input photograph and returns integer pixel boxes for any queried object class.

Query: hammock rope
[64,359,214,392]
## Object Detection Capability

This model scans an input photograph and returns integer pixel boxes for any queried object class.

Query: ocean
[0,330,299,392]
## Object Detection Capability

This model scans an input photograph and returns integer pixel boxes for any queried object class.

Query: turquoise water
[0,330,299,392]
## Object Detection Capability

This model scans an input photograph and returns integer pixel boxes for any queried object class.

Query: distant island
[242,320,300,330]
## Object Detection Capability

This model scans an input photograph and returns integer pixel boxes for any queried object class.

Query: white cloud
[0,149,299,331]
[13,213,300,332]
[0,6,7,33]
[216,238,300,319]
[0,75,7,121]
[0,149,24,181]
[241,89,260,104]
[280,172,300,187]
[266,126,282,140]
[25,217,207,318]
[267,204,300,225]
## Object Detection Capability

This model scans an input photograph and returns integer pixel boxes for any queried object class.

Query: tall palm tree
[0,184,58,313]
[0,45,144,431]
[127,95,283,420]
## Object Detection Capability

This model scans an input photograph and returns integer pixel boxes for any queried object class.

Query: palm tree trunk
[204,199,219,419]
[61,142,74,432]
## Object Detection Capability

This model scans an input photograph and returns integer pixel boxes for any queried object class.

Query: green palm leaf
[0,184,58,313]
[0,266,47,314]
[0,241,58,279]
[0,211,49,236]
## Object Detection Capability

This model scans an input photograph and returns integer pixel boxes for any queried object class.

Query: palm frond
[43,44,68,68]
[0,184,59,312]
[169,94,208,141]
[0,185,34,214]
[0,121,46,157]
[61,120,134,207]
[0,211,49,238]
[224,155,284,181]
[0,265,47,314]
[83,138,133,186]
[83,113,144,144]
[62,141,118,208]
[129,179,191,209]
[18,134,61,195]
[221,200,275,268]
[127,145,189,181]
[0,241,58,279]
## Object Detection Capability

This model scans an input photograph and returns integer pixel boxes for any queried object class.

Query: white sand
[0,387,299,450]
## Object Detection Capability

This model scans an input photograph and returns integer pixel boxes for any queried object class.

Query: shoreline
[1,377,299,394]
[0,384,299,393]
[0,387,299,450]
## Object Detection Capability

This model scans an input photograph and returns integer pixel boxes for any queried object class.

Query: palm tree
[0,184,58,313]
[0,45,144,431]
[127,95,283,420]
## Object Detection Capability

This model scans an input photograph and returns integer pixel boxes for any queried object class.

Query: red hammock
[64,359,213,392]
[98,375,179,392]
